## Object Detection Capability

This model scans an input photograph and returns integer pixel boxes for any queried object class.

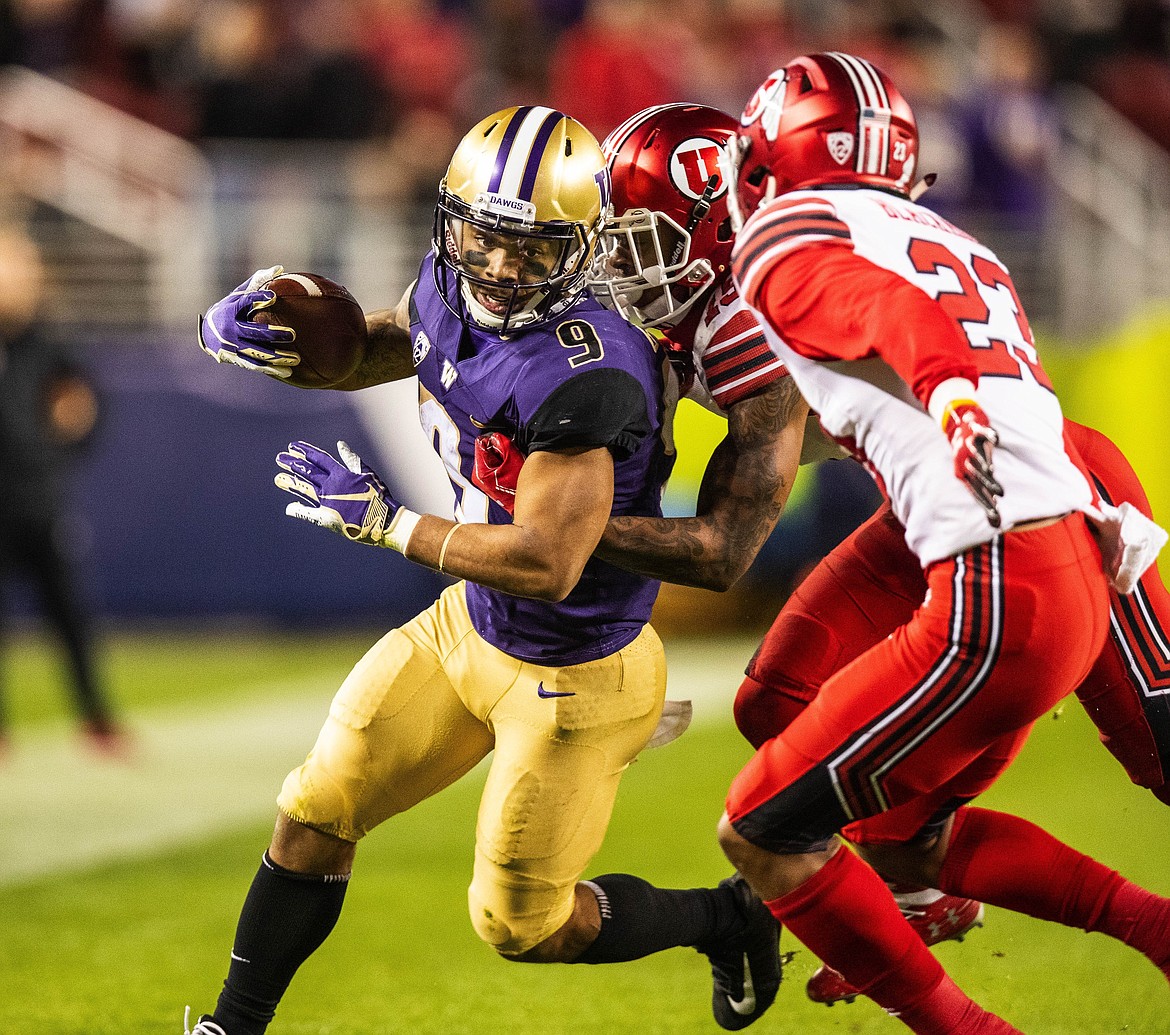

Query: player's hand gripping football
[275,440,403,546]
[199,266,299,378]
[943,400,1004,528]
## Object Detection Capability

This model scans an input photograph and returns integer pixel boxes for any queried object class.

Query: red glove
[472,432,525,515]
[942,400,1004,528]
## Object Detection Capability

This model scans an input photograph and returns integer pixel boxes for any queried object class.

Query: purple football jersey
[410,251,673,665]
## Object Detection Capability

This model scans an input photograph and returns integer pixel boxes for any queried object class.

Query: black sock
[212,852,350,1035]
[573,873,742,964]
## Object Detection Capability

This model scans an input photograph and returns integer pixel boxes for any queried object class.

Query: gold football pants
[278,581,667,954]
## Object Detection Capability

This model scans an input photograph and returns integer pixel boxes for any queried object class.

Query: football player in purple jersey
[190,107,782,1035]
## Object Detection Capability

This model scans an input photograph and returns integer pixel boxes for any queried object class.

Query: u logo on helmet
[669,137,729,200]
[741,70,787,142]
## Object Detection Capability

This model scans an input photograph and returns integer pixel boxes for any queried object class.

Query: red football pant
[738,422,1170,803]
[728,514,1110,850]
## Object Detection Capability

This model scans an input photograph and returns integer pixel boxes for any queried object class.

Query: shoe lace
[184,1005,228,1035]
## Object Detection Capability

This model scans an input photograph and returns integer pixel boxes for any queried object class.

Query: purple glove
[198,266,299,378]
[274,440,403,546]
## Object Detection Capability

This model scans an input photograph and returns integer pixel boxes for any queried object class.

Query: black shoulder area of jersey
[521,368,651,461]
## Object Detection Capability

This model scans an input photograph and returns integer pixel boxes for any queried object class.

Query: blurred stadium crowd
[1,0,1169,211]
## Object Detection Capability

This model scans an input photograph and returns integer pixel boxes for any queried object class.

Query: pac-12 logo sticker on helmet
[826,131,854,165]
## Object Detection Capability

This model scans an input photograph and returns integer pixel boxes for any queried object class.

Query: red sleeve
[749,244,978,406]
[1065,419,1152,517]
[701,308,789,408]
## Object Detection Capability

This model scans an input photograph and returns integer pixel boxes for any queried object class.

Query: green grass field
[0,629,1167,1034]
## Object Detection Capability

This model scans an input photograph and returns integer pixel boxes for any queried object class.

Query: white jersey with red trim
[679,274,790,414]
[734,186,1095,566]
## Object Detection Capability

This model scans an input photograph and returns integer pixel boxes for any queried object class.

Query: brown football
[252,272,367,388]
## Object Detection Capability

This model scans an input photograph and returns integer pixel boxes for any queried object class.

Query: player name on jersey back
[737,187,1094,565]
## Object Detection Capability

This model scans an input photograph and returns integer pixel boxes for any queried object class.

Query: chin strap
[685,174,720,235]
[910,172,938,202]
[718,139,745,233]
[762,174,778,206]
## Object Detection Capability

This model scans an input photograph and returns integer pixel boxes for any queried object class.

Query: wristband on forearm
[437,523,462,573]
[927,376,978,427]
[383,508,420,553]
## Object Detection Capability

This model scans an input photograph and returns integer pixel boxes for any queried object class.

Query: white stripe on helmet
[496,105,559,199]
[827,52,892,177]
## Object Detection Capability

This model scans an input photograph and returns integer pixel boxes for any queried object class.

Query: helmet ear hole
[716,218,733,243]
[746,165,769,188]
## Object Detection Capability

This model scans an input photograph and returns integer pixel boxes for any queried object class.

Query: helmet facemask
[592,207,717,328]
[434,189,595,335]
[723,133,780,233]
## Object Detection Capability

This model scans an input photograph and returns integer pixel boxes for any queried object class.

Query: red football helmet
[729,52,919,226]
[592,103,737,328]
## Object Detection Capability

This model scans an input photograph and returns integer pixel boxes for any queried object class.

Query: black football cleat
[696,874,783,1030]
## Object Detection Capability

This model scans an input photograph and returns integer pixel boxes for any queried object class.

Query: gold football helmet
[433,106,611,334]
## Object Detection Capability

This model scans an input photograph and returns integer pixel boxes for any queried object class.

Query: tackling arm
[594,377,808,590]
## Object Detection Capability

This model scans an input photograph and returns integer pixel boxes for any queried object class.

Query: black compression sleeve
[522,369,651,460]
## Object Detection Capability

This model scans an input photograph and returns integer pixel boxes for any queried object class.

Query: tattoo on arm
[597,377,808,590]
[334,295,416,389]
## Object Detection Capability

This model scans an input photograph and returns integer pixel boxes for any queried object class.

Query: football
[252,272,367,388]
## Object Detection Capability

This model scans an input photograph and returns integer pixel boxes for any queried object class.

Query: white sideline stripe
[663,636,760,720]
[0,680,332,888]
[0,638,758,888]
